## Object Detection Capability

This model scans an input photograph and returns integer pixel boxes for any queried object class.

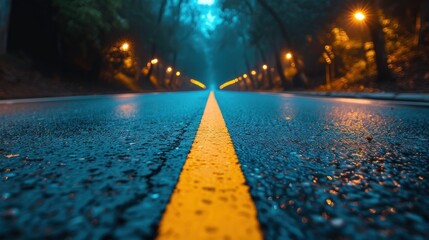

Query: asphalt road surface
[1,91,428,239]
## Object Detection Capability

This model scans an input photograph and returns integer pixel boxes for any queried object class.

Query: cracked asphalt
[1,91,429,240]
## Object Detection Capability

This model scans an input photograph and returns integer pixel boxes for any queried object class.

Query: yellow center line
[157,91,262,240]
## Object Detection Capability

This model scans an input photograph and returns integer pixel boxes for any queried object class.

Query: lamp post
[323,45,335,89]
[285,52,295,67]
[165,66,173,88]
[353,10,371,78]
[120,42,130,52]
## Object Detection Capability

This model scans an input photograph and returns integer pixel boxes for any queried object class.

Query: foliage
[53,0,127,66]
[218,0,429,91]
[5,0,429,92]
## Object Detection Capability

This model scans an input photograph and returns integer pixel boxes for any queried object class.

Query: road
[1,91,429,239]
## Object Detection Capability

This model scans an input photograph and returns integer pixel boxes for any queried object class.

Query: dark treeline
[217,0,429,92]
[0,0,208,92]
[1,0,429,93]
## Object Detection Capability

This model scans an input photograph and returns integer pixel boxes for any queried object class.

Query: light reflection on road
[334,98,375,105]
[216,91,429,239]
[115,103,138,118]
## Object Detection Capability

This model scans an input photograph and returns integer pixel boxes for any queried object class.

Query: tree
[366,0,395,83]
[53,0,126,71]
[144,0,168,84]
[0,0,11,55]
[416,0,429,48]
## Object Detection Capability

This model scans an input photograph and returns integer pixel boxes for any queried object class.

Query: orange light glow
[120,42,130,51]
[116,104,136,118]
[151,58,159,64]
[176,71,181,77]
[190,79,207,89]
[354,11,366,21]
[166,67,173,73]
[251,70,257,76]
[262,64,268,70]
[285,52,293,60]
[336,98,374,105]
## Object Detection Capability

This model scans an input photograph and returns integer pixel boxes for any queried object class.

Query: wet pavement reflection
[217,92,429,239]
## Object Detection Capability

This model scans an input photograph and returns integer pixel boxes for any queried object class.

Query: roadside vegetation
[218,0,429,92]
[0,0,207,98]
[0,0,428,98]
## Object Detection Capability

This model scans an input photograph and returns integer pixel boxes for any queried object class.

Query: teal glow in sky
[195,0,219,35]
[198,0,214,5]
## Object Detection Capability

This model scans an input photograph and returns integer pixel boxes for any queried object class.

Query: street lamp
[243,74,248,79]
[352,9,371,78]
[285,52,293,60]
[323,45,335,89]
[262,64,268,70]
[354,11,366,22]
[151,58,159,65]
[120,42,130,51]
[176,71,181,77]
[166,67,173,73]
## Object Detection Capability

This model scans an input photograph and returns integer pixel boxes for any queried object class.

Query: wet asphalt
[1,91,429,239]
[0,92,208,239]
[217,92,429,240]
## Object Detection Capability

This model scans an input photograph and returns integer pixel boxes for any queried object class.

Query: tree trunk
[256,43,273,89]
[416,0,429,48]
[0,0,11,55]
[145,0,168,84]
[170,50,178,89]
[169,0,184,90]
[256,0,308,89]
[256,0,291,47]
[274,50,289,90]
[368,0,394,83]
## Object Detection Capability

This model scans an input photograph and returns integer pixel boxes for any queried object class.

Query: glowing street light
[166,67,173,73]
[243,74,248,78]
[285,52,293,60]
[262,64,268,70]
[251,70,257,76]
[120,42,130,51]
[151,58,159,64]
[354,11,366,22]
[176,71,181,77]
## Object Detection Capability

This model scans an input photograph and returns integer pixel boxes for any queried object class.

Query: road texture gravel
[1,91,429,240]
[0,92,208,239]
[217,92,429,240]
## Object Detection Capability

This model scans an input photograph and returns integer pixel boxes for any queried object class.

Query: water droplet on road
[151,193,160,199]
[1,192,11,200]
[331,218,344,227]
[2,208,19,219]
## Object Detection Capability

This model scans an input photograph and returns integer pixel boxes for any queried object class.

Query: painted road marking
[157,91,262,240]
